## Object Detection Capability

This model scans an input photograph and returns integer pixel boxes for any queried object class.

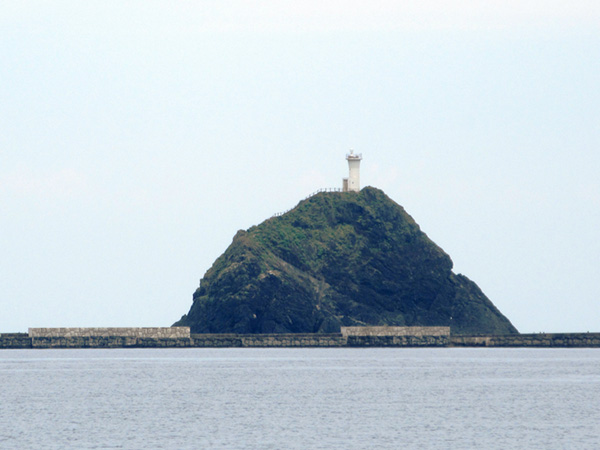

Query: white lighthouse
[344,150,362,192]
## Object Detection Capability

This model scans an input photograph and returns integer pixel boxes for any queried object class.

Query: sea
[1,347,599,450]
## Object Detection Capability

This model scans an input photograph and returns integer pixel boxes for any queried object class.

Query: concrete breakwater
[1,326,446,349]
[0,334,438,349]
[0,333,32,349]
[0,329,193,349]
[342,326,450,346]
[341,326,449,337]
[451,332,600,347]
[191,333,347,347]
[28,327,190,338]
[2,328,600,349]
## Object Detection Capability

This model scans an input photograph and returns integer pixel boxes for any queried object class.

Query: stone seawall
[28,327,190,339]
[342,326,450,337]
[0,333,32,349]
[450,333,600,347]
[3,331,600,349]
[191,333,346,347]
[346,335,450,347]
[29,336,193,349]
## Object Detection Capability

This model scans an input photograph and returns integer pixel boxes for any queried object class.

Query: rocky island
[175,186,517,335]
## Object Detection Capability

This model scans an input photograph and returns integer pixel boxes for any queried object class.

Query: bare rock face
[175,187,518,335]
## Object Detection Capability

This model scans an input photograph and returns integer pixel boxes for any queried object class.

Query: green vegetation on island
[175,187,518,335]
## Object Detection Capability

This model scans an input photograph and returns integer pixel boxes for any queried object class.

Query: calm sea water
[1,347,599,449]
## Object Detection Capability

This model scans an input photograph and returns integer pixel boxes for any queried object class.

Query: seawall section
[342,326,450,346]
[450,332,600,347]
[342,326,450,337]
[3,330,600,349]
[0,333,32,349]
[28,327,190,339]
[191,333,346,347]
[346,335,449,347]
[29,336,193,349]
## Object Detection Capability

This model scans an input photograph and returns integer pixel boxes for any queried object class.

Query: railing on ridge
[271,187,343,218]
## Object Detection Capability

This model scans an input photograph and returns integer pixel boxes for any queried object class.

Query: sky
[1,1,599,333]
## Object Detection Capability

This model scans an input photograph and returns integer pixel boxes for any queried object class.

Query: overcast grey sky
[1,1,599,333]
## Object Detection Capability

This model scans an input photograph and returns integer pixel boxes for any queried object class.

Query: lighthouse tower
[344,150,362,192]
